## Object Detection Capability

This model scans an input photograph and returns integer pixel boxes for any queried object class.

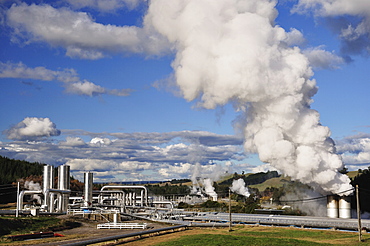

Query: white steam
[24,180,42,204]
[145,0,352,194]
[190,162,227,199]
[281,187,327,217]
[231,178,250,197]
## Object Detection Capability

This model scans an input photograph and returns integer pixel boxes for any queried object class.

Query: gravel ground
[5,215,169,246]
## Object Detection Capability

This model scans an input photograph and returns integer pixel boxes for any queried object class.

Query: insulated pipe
[17,190,43,210]
[44,189,71,213]
[100,185,148,206]
[98,191,124,203]
[140,190,144,207]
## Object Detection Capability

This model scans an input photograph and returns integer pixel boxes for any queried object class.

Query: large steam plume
[145,0,352,194]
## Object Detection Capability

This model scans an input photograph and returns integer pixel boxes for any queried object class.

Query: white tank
[327,195,339,218]
[339,196,351,219]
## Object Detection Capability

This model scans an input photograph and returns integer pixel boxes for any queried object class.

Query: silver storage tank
[339,196,351,219]
[58,165,70,212]
[327,195,339,218]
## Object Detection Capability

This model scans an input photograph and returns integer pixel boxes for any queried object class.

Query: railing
[97,223,147,229]
[67,208,119,215]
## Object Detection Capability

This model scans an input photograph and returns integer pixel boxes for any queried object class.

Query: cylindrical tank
[58,165,70,212]
[58,165,70,190]
[43,165,54,192]
[84,172,93,207]
[339,196,351,219]
[327,195,339,218]
[43,165,54,211]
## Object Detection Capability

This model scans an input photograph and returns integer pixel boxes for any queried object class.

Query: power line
[279,188,355,203]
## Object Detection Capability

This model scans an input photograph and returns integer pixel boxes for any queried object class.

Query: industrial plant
[11,164,369,234]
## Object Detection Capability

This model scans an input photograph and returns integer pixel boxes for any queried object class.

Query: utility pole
[16,182,20,218]
[356,185,362,242]
[229,188,232,232]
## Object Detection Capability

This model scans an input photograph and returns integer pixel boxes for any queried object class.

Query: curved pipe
[17,190,43,210]
[98,190,124,205]
[44,189,71,212]
[100,185,148,206]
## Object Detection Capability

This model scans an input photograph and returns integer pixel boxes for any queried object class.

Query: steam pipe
[44,189,71,213]
[100,185,148,206]
[17,190,43,210]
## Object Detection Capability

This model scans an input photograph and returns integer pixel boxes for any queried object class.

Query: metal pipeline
[100,185,148,206]
[17,190,43,210]
[63,225,186,246]
[44,189,71,213]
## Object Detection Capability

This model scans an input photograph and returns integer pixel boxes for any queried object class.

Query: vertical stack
[84,172,93,207]
[58,165,70,212]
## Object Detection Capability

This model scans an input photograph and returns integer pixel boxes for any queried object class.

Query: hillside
[249,176,292,191]
[0,156,44,185]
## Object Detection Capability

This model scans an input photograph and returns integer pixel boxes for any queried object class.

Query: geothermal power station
[10,164,369,236]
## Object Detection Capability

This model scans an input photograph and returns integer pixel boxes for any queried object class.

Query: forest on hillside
[0,156,44,185]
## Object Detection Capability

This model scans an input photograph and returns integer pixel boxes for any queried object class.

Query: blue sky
[0,0,370,190]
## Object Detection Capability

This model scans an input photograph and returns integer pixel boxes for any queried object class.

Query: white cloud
[4,117,61,140]
[0,61,132,97]
[0,61,79,82]
[293,0,370,57]
[60,136,86,146]
[90,137,112,146]
[338,136,370,166]
[66,158,118,171]
[251,163,277,173]
[158,162,192,177]
[119,161,151,170]
[0,129,247,182]
[65,0,142,12]
[6,3,169,59]
[303,46,344,69]
[293,0,370,17]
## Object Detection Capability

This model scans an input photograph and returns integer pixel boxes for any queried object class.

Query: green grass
[151,226,370,246]
[236,227,356,241]
[155,233,323,246]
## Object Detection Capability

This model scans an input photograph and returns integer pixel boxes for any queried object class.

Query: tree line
[0,156,44,185]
